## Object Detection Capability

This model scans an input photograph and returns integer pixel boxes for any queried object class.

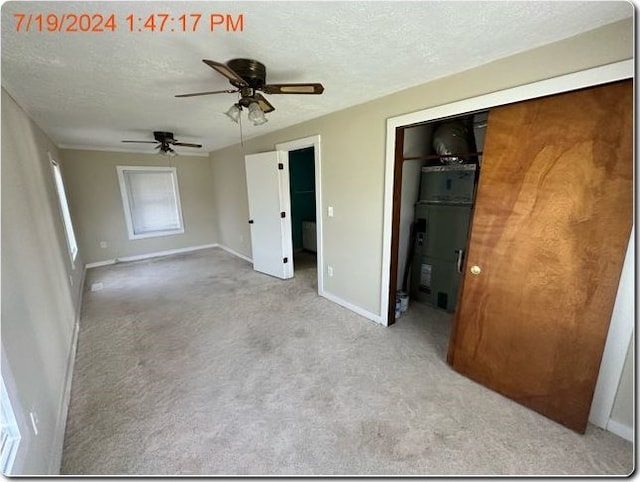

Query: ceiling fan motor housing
[227,59,267,89]
[153,131,175,143]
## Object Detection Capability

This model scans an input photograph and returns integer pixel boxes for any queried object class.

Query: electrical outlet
[327,266,334,277]
[100,241,108,249]
[91,282,104,291]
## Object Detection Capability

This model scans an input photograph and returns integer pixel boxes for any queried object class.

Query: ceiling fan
[121,131,202,156]
[175,58,324,125]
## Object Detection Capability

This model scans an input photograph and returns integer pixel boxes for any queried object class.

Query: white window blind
[117,166,184,240]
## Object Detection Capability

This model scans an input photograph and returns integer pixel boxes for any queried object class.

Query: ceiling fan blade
[262,83,324,95]
[121,140,158,144]
[254,93,275,113]
[172,142,203,148]
[202,59,248,87]
[175,89,238,98]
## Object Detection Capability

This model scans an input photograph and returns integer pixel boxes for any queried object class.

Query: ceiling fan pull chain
[239,110,244,149]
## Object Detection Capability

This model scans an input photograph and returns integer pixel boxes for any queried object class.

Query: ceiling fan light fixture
[247,101,268,126]
[225,104,242,123]
[159,145,177,157]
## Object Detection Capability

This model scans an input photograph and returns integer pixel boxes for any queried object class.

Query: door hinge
[280,211,286,218]
[283,257,288,263]
[278,163,284,170]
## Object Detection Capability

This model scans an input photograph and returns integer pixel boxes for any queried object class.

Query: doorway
[288,147,318,283]
[381,61,632,327]
[275,135,324,296]
[395,112,487,321]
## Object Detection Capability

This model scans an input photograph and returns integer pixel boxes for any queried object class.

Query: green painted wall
[289,147,316,250]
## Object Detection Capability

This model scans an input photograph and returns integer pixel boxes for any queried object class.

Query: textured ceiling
[1,1,632,156]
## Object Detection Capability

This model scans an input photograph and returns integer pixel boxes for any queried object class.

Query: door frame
[275,135,324,296]
[380,59,633,428]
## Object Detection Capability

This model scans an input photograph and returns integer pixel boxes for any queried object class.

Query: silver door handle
[455,249,464,273]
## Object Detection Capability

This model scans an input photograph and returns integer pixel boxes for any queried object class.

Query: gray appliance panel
[414,203,472,262]
[419,164,476,204]
[410,256,461,313]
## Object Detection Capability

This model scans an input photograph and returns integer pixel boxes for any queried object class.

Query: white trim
[275,135,324,296]
[85,243,219,269]
[48,153,79,269]
[85,259,117,269]
[1,377,21,474]
[381,59,633,326]
[589,227,635,429]
[49,319,79,473]
[218,244,253,263]
[48,264,85,473]
[49,264,85,473]
[606,419,634,443]
[321,291,383,325]
[116,165,185,240]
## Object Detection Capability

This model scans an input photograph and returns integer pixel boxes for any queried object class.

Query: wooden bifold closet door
[447,80,633,433]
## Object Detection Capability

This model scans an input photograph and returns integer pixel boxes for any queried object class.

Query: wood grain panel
[387,127,405,325]
[447,80,633,433]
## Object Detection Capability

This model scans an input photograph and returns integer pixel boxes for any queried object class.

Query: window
[1,377,21,475]
[117,166,184,240]
[50,157,78,265]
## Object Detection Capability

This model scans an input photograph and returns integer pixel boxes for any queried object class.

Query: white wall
[1,89,84,474]
[589,227,635,439]
[610,336,634,429]
[397,160,422,289]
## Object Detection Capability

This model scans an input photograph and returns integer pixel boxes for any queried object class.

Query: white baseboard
[217,244,253,263]
[85,259,115,268]
[321,291,383,325]
[48,265,86,474]
[607,419,633,442]
[85,243,219,269]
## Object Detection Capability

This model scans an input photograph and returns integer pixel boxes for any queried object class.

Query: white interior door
[245,151,294,279]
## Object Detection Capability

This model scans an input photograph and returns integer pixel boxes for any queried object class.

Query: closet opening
[388,110,488,338]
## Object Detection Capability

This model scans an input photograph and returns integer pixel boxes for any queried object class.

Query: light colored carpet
[61,248,633,475]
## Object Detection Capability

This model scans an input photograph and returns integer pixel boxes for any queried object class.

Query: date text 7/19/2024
[13,13,244,33]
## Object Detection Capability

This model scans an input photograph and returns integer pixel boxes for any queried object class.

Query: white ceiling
[1,1,632,156]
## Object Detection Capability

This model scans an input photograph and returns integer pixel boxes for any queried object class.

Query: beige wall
[210,18,633,315]
[610,336,634,429]
[60,150,219,264]
[210,143,251,255]
[1,89,85,474]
